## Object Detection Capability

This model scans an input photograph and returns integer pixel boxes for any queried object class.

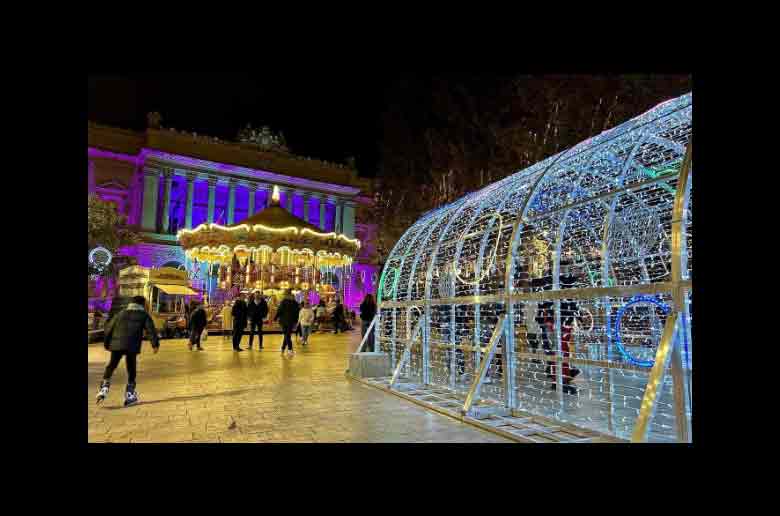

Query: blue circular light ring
[611,295,670,368]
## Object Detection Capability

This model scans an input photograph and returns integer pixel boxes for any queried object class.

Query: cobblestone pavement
[88,330,512,443]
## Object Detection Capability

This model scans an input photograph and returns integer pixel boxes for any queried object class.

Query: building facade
[88,120,379,311]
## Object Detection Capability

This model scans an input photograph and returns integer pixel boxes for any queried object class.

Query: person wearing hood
[96,296,160,406]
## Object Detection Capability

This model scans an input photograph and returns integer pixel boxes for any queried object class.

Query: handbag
[201,328,209,342]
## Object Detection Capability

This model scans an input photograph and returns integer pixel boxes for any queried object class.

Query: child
[96,296,160,406]
[298,301,315,346]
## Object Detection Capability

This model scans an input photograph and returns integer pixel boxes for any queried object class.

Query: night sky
[88,74,392,177]
[88,74,691,184]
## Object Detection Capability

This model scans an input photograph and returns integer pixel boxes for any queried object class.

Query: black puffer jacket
[103,303,160,353]
[359,300,376,322]
[274,297,300,328]
[256,298,269,321]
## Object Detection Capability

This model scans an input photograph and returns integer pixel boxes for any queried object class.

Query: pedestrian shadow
[100,387,259,410]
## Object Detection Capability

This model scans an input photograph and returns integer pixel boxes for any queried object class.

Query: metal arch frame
[600,130,654,432]
[388,217,441,371]
[502,151,575,410]
[471,179,531,387]
[631,142,692,443]
[550,148,615,407]
[446,192,499,388]
[444,181,516,387]
[410,197,474,384]
[463,315,507,415]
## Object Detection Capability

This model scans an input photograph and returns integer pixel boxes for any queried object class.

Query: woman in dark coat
[96,296,160,406]
[359,294,377,351]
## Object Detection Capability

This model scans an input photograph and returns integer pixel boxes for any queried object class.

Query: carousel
[177,186,360,329]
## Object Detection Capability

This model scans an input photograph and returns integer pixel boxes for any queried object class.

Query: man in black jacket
[333,300,346,334]
[188,300,208,351]
[231,293,248,352]
[96,295,160,406]
[247,293,269,350]
[359,294,377,351]
[274,290,300,355]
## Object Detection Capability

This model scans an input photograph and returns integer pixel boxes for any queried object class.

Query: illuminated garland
[454,213,503,286]
[178,223,361,248]
[611,295,670,367]
[89,246,112,277]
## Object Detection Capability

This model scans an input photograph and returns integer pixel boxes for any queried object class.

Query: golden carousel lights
[178,184,359,296]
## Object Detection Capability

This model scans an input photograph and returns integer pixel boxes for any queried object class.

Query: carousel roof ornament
[177,185,360,265]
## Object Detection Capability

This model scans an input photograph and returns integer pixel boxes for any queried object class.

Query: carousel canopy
[177,188,360,266]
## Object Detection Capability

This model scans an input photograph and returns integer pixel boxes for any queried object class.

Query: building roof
[87,121,372,195]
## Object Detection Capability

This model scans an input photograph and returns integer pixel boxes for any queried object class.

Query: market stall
[117,265,199,338]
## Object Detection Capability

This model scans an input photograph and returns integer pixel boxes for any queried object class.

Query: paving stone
[88,331,512,444]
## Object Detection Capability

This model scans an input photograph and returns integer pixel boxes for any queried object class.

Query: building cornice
[142,148,362,198]
[88,122,370,197]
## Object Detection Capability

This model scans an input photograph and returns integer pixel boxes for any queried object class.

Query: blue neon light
[611,295,670,367]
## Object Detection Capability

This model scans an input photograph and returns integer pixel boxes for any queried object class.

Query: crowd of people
[95,290,379,406]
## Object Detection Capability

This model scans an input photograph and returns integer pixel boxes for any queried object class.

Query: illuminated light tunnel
[373,93,692,443]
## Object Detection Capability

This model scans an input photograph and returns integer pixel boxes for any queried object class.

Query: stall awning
[155,284,199,296]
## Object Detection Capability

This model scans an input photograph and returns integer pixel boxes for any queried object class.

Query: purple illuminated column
[227,178,237,224]
[343,200,356,238]
[247,182,257,216]
[185,173,195,229]
[207,176,217,223]
[319,196,327,230]
[303,193,311,223]
[334,200,343,233]
[286,188,293,212]
[161,168,173,233]
[142,167,160,232]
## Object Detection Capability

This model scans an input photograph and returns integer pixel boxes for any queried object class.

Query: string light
[375,92,692,443]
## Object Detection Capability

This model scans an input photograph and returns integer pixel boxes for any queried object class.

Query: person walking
[188,299,208,351]
[247,293,268,350]
[231,293,248,352]
[359,294,377,352]
[96,296,160,406]
[333,299,346,334]
[315,300,327,332]
[274,289,300,356]
[221,301,233,340]
[298,301,315,347]
[295,300,304,342]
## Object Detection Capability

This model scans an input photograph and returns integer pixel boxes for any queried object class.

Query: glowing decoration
[454,213,503,285]
[611,295,670,367]
[177,183,359,301]
[573,307,594,334]
[374,93,692,443]
[89,246,112,275]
